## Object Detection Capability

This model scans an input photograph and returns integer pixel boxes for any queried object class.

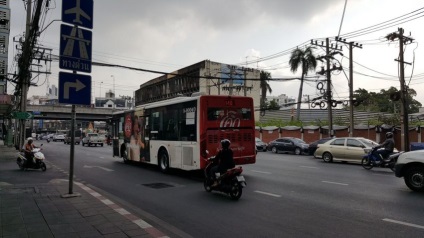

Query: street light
[99,81,103,98]
[110,75,115,98]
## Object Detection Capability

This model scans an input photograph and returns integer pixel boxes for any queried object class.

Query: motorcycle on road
[361,147,403,172]
[16,145,47,171]
[203,154,246,200]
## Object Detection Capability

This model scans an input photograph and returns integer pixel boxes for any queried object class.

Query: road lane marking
[254,190,282,197]
[99,156,105,159]
[83,165,114,172]
[251,170,271,174]
[322,181,349,186]
[383,218,424,229]
[300,166,318,169]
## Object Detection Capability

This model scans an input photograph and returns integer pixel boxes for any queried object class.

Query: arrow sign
[11,112,33,119]
[64,79,86,99]
[59,72,91,105]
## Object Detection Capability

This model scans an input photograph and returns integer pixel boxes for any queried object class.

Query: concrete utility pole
[311,38,343,137]
[325,38,333,137]
[18,0,44,149]
[335,37,362,137]
[387,28,414,151]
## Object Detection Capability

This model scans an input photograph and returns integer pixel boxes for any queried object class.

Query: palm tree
[260,70,272,112]
[289,46,317,121]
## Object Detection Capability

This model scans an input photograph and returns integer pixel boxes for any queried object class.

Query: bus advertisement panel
[111,95,256,172]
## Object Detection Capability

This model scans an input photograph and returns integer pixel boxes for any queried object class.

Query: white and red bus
[111,94,256,172]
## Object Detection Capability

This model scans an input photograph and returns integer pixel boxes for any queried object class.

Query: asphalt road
[8,140,424,237]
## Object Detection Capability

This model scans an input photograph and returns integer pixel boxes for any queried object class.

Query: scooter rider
[24,137,38,165]
[209,139,235,186]
[375,132,395,162]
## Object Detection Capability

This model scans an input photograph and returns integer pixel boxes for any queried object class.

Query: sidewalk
[0,140,170,238]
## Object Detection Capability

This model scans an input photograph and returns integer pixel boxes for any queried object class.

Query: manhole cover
[142,183,174,189]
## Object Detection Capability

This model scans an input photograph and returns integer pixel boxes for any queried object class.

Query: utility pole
[311,38,343,137]
[17,0,43,149]
[303,94,310,109]
[335,37,362,137]
[386,28,413,151]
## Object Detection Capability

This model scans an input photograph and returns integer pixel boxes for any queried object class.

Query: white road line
[254,190,282,197]
[99,156,105,159]
[251,170,271,174]
[383,218,424,229]
[322,181,349,186]
[300,166,318,169]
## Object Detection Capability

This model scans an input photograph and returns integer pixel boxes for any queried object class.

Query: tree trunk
[296,72,305,121]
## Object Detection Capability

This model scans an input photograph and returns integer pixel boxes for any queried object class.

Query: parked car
[53,134,65,142]
[395,149,424,192]
[267,137,309,155]
[255,137,267,152]
[64,130,82,145]
[82,133,103,147]
[308,137,333,156]
[314,137,379,163]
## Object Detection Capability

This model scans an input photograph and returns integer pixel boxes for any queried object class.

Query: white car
[395,150,424,192]
[53,134,65,142]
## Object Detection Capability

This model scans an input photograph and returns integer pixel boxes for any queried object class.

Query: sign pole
[68,104,76,194]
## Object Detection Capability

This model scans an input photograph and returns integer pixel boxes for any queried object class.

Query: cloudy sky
[7,0,424,107]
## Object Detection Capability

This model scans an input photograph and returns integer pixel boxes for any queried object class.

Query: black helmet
[221,139,231,149]
[386,132,393,138]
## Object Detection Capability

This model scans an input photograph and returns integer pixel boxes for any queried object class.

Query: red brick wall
[255,129,260,139]
[354,129,377,141]
[409,129,418,143]
[334,129,349,137]
[281,129,301,139]
[261,129,279,143]
[303,129,320,143]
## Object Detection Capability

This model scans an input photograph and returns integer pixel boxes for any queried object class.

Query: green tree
[289,46,317,121]
[353,87,421,114]
[260,71,272,110]
[268,99,280,110]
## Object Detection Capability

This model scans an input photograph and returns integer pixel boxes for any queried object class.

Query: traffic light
[390,92,401,101]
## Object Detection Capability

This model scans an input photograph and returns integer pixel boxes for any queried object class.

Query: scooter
[361,147,403,172]
[17,144,47,171]
[46,138,50,143]
[203,153,246,200]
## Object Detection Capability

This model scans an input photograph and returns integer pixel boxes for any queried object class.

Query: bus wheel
[159,150,170,173]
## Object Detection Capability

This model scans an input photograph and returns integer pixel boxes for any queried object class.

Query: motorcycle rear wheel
[229,182,242,200]
[41,162,47,172]
[17,158,24,170]
[204,180,212,192]
[361,157,374,170]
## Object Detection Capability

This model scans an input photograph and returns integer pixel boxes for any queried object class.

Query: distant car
[314,137,379,163]
[395,150,424,192]
[64,130,82,145]
[53,134,65,142]
[267,137,309,155]
[308,137,333,156]
[255,137,267,152]
[82,133,103,147]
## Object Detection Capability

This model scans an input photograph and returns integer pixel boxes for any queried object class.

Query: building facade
[134,60,261,118]
[266,94,296,109]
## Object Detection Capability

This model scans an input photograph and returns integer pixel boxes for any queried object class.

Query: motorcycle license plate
[236,176,245,182]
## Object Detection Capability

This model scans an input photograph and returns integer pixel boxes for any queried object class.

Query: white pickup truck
[81,133,104,147]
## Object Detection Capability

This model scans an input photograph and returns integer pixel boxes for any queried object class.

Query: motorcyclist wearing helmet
[209,139,235,186]
[24,137,38,165]
[375,132,395,162]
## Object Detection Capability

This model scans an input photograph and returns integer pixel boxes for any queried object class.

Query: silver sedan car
[314,137,378,163]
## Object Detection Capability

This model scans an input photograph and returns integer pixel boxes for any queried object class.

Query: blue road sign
[62,0,93,29]
[59,24,92,73]
[59,72,91,105]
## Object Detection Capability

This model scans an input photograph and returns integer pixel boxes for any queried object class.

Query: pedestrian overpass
[27,105,121,121]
